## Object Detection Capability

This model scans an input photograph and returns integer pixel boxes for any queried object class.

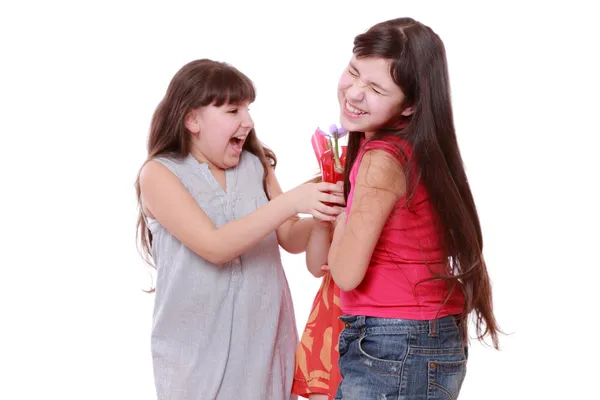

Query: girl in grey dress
[135,59,345,400]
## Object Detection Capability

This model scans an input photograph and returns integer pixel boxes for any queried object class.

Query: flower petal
[328,124,338,135]
[336,125,348,138]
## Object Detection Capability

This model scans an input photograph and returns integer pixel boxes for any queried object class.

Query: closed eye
[229,107,250,114]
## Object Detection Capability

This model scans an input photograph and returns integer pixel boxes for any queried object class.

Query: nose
[345,79,366,103]
[241,109,254,130]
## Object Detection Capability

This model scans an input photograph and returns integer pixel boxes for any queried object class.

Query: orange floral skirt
[291,273,344,398]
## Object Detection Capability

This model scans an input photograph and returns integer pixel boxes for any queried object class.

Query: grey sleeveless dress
[145,152,298,400]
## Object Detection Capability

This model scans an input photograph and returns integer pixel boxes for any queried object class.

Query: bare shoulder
[139,159,184,219]
[356,149,406,198]
[139,159,181,191]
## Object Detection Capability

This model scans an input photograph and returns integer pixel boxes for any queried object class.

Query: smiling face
[185,101,254,170]
[337,55,413,138]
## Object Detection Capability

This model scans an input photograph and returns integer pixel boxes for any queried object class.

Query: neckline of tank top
[183,153,241,196]
[184,153,210,170]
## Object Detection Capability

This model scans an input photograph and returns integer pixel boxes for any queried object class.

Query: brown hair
[135,59,276,286]
[344,18,501,348]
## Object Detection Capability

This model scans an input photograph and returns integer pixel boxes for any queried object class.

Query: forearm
[206,193,297,264]
[328,216,377,291]
[307,222,332,277]
[327,222,343,275]
[279,217,315,254]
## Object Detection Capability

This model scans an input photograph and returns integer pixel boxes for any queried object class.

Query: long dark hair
[135,59,276,282]
[344,18,500,348]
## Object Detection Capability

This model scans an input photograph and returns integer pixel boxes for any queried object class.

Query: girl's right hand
[290,181,345,221]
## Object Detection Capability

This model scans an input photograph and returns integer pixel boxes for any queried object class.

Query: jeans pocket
[357,334,407,376]
[427,359,467,400]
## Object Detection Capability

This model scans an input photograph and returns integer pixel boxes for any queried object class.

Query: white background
[1,1,598,399]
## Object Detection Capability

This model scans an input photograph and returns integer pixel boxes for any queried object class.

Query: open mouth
[229,134,247,153]
[230,136,244,145]
[345,101,367,116]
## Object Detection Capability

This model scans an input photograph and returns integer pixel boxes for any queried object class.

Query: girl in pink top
[308,17,501,399]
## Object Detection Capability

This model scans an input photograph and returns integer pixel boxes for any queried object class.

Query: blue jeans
[335,315,467,400]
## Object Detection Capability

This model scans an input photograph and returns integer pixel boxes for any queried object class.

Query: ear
[185,109,201,136]
[400,105,414,117]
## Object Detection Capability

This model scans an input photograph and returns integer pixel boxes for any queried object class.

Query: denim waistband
[339,314,460,335]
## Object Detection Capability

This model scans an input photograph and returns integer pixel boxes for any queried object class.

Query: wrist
[280,188,300,216]
[313,219,332,232]
[331,220,344,244]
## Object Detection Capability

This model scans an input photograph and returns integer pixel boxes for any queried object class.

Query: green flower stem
[333,133,342,169]
[334,133,339,160]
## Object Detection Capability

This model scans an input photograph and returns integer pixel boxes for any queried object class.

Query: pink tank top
[342,136,464,320]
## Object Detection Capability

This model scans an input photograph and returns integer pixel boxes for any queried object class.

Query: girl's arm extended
[328,149,406,291]
[305,221,332,277]
[267,167,344,254]
[139,160,342,265]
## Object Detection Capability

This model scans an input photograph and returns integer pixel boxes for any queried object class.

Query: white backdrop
[1,1,598,399]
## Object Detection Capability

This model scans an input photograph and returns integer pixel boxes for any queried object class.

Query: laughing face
[337,55,413,138]
[185,101,254,170]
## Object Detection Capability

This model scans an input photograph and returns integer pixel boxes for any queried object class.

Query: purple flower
[318,124,348,139]
[314,122,347,167]
[333,124,348,138]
